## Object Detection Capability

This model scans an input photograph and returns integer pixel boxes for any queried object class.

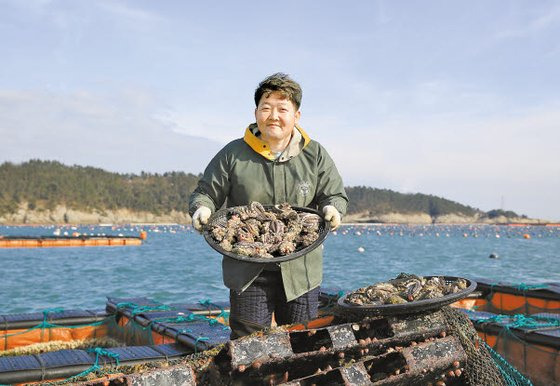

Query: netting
[1,310,120,354]
[468,311,559,386]
[483,341,533,386]
[442,306,533,386]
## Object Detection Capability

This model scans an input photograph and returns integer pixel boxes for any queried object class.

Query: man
[189,73,347,338]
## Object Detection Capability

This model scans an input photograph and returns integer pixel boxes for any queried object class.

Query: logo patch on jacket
[297,181,311,197]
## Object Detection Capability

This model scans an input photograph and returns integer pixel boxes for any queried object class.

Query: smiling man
[189,73,348,339]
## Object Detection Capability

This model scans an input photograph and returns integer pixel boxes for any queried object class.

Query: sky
[1,0,559,220]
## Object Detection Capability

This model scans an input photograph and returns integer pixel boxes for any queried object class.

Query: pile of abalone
[207,202,322,259]
[344,273,469,306]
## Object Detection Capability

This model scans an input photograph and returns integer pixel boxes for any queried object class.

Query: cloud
[0,89,222,174]
[2,0,163,35]
[95,1,164,25]
[323,103,560,219]
[495,4,560,39]
[152,109,246,145]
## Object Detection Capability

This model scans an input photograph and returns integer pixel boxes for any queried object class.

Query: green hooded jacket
[189,124,348,301]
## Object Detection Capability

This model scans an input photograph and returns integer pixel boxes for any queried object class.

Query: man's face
[255,91,300,144]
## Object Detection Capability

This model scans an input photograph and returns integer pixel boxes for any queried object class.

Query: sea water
[1,224,559,314]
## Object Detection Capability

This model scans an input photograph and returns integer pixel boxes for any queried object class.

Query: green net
[482,340,533,386]
[442,306,535,386]
[477,313,560,330]
[471,311,559,386]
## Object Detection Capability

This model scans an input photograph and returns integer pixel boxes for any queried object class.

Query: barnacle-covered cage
[0,285,544,385]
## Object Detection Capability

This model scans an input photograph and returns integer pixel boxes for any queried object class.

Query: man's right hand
[192,206,211,232]
[323,205,341,231]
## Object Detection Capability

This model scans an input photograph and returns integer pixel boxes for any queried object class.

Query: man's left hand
[323,205,341,230]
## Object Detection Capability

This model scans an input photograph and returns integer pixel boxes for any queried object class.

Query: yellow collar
[243,124,311,161]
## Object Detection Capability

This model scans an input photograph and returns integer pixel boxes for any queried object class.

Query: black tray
[203,205,329,264]
[337,276,477,317]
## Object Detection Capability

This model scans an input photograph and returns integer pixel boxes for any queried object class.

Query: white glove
[192,206,211,232]
[323,205,341,231]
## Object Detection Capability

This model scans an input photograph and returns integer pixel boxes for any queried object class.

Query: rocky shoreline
[0,204,189,225]
[343,211,551,225]
[0,204,552,225]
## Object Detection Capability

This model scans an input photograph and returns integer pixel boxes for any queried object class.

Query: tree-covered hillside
[0,160,199,216]
[0,160,520,219]
[346,186,479,217]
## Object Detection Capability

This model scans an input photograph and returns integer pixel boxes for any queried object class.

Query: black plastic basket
[203,205,329,264]
[337,276,477,317]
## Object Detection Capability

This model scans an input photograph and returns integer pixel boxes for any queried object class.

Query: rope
[321,290,345,310]
[198,299,229,322]
[64,347,120,382]
[143,312,229,329]
[2,313,114,338]
[115,300,229,328]
[470,309,560,370]
[146,314,207,330]
[112,300,230,353]
[194,337,210,354]
[515,283,548,292]
[475,313,560,331]
[115,302,173,316]
[40,307,65,327]
[486,282,548,294]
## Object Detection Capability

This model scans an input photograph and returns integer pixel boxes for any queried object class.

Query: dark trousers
[229,270,320,339]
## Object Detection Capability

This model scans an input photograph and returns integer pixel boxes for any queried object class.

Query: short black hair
[254,73,302,109]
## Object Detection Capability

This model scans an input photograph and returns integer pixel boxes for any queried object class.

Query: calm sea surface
[1,224,559,314]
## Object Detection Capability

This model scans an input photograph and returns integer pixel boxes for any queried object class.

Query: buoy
[523,233,531,239]
[489,253,499,259]
[139,231,148,240]
[357,247,365,253]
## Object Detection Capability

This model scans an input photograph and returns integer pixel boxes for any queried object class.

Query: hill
[0,160,536,224]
